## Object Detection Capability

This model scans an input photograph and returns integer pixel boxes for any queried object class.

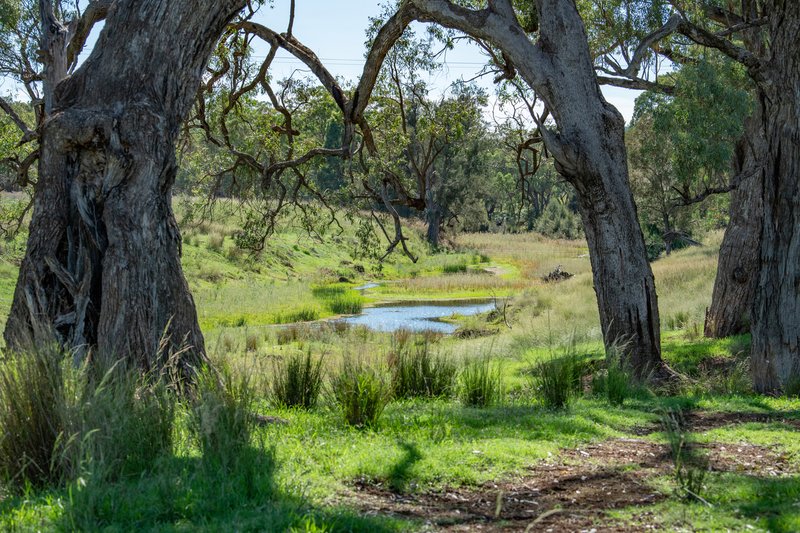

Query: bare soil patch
[341,429,796,532]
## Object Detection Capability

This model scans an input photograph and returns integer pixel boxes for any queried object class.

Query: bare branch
[66,0,113,70]
[0,96,37,142]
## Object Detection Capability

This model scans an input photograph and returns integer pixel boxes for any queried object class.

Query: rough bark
[5,0,246,376]
[750,1,800,393]
[408,0,663,377]
[704,108,765,338]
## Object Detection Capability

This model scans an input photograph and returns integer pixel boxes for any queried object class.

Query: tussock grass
[270,351,324,409]
[330,357,392,428]
[389,340,457,399]
[0,345,174,491]
[458,355,504,408]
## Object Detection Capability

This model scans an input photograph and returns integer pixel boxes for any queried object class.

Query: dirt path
[338,412,798,531]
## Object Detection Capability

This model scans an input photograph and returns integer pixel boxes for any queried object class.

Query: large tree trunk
[410,0,664,377]
[750,1,800,393]
[704,108,765,338]
[4,0,245,376]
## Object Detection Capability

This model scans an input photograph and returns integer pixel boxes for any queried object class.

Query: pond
[341,300,496,334]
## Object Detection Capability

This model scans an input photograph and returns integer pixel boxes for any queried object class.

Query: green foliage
[629,57,752,254]
[330,358,392,428]
[389,339,457,399]
[534,199,583,240]
[312,285,364,315]
[458,355,503,408]
[591,352,633,407]
[441,261,468,274]
[270,351,324,409]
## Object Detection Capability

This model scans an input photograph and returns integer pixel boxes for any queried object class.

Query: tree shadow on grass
[388,440,422,493]
[48,445,406,532]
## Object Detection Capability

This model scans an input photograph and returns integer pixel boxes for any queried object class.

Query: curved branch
[66,0,114,70]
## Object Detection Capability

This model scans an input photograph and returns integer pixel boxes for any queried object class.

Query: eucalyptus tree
[3,0,247,375]
[627,58,751,256]
[592,0,800,392]
[366,0,667,377]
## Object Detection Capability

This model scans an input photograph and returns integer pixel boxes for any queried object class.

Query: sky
[0,0,642,124]
[253,1,643,124]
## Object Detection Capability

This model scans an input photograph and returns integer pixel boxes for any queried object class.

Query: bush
[534,200,583,240]
[530,351,583,410]
[389,341,457,399]
[330,358,391,428]
[271,351,324,409]
[458,356,503,408]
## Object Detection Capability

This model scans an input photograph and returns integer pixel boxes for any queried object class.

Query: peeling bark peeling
[407,0,664,376]
[5,0,247,376]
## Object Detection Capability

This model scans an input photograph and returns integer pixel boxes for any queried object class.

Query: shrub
[458,356,503,408]
[271,351,324,409]
[534,199,583,240]
[330,358,391,428]
[530,352,583,409]
[389,342,457,399]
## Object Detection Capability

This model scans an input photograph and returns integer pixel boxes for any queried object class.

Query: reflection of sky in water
[342,302,496,334]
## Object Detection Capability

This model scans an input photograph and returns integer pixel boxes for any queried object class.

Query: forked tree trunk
[704,108,765,338]
[4,0,245,375]
[750,1,800,393]
[410,0,664,378]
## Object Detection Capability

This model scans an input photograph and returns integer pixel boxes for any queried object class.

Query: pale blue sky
[0,1,640,123]
[255,1,641,123]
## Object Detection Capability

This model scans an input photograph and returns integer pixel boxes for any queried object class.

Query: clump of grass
[188,363,255,467]
[207,232,225,253]
[0,345,175,491]
[661,408,709,504]
[442,262,468,274]
[270,351,324,409]
[530,351,583,410]
[458,355,503,408]
[312,285,364,315]
[389,341,457,398]
[591,351,633,406]
[0,344,68,488]
[330,358,391,428]
[272,307,320,324]
[665,311,691,330]
[245,332,261,352]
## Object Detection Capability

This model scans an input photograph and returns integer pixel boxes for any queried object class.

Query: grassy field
[0,200,797,532]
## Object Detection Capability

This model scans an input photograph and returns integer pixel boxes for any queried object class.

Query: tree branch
[0,96,37,142]
[66,0,114,70]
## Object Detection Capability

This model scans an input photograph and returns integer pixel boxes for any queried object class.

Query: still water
[341,300,496,334]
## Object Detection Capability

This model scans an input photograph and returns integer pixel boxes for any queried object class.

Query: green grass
[2,198,799,531]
